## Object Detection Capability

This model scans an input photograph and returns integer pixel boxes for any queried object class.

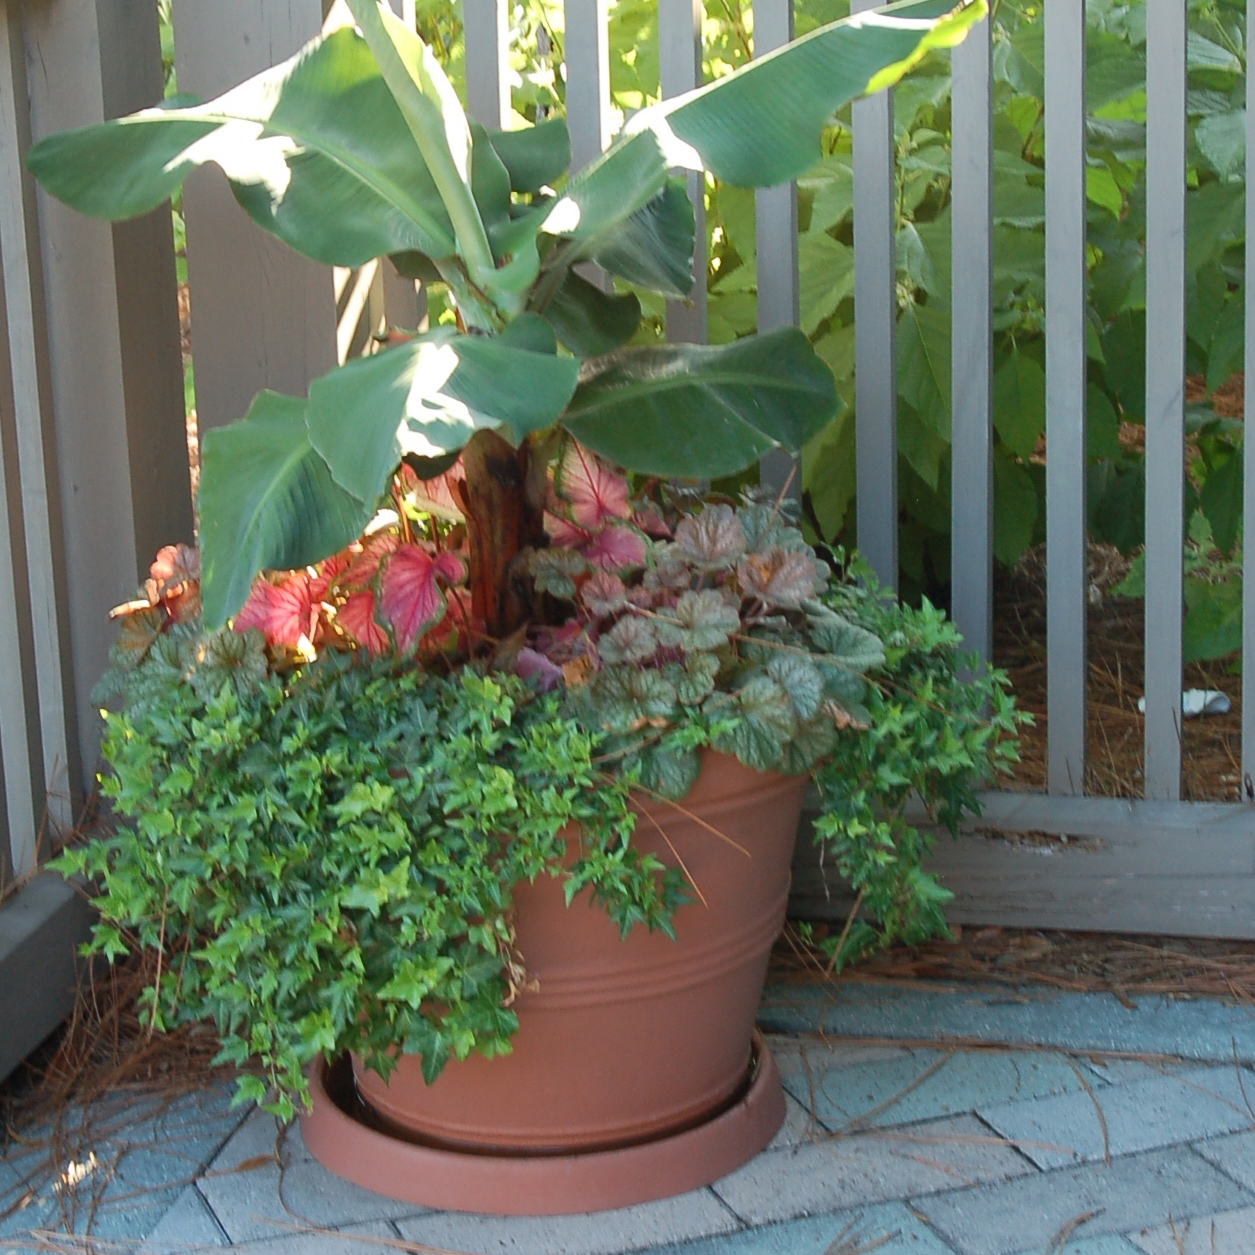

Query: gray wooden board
[790,793,1255,939]
[172,0,336,435]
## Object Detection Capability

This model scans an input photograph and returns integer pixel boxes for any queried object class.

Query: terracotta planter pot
[304,750,807,1212]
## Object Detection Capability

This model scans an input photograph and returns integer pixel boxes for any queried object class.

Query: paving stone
[394,1188,738,1255]
[141,1184,228,1251]
[765,1091,819,1151]
[196,1156,421,1243]
[912,1147,1254,1255]
[778,1047,1083,1132]
[639,1202,958,1254]
[208,1220,397,1255]
[1192,1128,1255,1192]
[760,982,1255,1064]
[711,1114,1031,1225]
[1130,1206,1255,1254]
[1008,1239,1144,1255]
[979,1064,1255,1169]
[204,1109,311,1175]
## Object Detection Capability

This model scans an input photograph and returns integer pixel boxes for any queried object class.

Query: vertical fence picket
[753,0,798,497]
[851,0,897,591]
[0,257,39,881]
[949,9,992,664]
[1044,0,1087,796]
[464,0,510,129]
[564,0,611,172]
[658,0,707,344]
[1244,10,1255,802]
[173,0,336,433]
[1143,0,1187,801]
[0,4,72,840]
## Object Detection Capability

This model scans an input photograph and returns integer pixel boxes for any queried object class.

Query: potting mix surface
[5,933,1255,1255]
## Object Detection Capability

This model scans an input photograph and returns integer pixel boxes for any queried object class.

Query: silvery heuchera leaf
[737,547,818,609]
[711,674,797,773]
[766,654,825,719]
[190,629,269,701]
[654,589,740,651]
[111,606,166,671]
[672,504,746,570]
[776,712,840,775]
[662,651,720,705]
[580,571,629,618]
[529,547,588,599]
[643,558,694,595]
[737,503,808,553]
[806,608,886,672]
[598,615,659,664]
[633,745,701,801]
[588,668,677,734]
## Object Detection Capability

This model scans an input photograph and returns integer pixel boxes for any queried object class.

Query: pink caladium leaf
[737,547,819,609]
[336,590,390,655]
[673,505,746,571]
[308,551,352,605]
[233,573,317,648]
[379,545,467,654]
[554,442,632,530]
[399,459,466,521]
[544,512,593,550]
[584,525,647,572]
[338,534,400,588]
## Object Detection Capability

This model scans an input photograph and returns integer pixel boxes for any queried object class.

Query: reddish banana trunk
[457,429,547,643]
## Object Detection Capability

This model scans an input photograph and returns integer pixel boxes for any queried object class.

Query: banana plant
[27,0,983,638]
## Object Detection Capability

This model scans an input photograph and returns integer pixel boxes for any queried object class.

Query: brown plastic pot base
[301,1033,785,1216]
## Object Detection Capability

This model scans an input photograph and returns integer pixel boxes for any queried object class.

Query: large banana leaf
[546,0,984,251]
[307,326,579,503]
[562,330,837,478]
[199,393,375,627]
[27,27,458,269]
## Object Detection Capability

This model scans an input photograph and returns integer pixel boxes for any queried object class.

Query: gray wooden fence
[1,0,1253,1007]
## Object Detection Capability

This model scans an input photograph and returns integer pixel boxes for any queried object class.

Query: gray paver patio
[6,980,1255,1255]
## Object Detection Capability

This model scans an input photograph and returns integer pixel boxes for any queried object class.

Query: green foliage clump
[56,655,681,1119]
[808,553,1029,966]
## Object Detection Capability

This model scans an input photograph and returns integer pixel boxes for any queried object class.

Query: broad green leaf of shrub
[992,450,1037,567]
[992,348,1046,461]
[563,330,838,478]
[199,393,375,627]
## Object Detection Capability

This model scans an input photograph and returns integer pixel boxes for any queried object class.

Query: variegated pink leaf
[554,442,631,530]
[339,534,400,588]
[336,590,390,654]
[233,573,316,648]
[378,545,465,654]
[584,525,647,572]
[544,512,593,550]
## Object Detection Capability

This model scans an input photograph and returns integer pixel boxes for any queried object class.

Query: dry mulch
[776,921,1255,1009]
[992,543,1245,803]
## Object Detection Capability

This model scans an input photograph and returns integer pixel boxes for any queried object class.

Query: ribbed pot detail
[352,751,807,1155]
